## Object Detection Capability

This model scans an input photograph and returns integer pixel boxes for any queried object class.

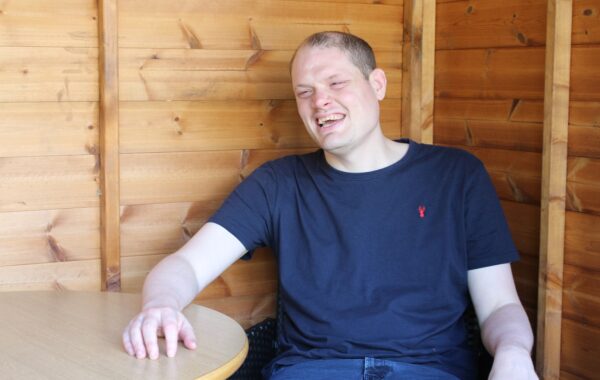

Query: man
[123,32,538,379]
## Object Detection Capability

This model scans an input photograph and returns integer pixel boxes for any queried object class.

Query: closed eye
[331,81,348,89]
[296,89,312,98]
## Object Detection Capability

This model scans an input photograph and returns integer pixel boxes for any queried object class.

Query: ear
[369,68,387,100]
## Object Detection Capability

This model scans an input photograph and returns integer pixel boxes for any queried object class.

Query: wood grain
[0,0,97,47]
[562,264,600,327]
[0,208,99,267]
[120,99,401,153]
[566,157,600,215]
[0,155,100,213]
[120,201,222,257]
[0,260,100,291]
[462,146,542,205]
[118,0,403,50]
[118,49,403,101]
[0,292,248,379]
[560,318,600,380]
[570,45,600,101]
[501,200,540,257]
[536,1,572,377]
[435,47,545,100]
[0,102,98,158]
[572,0,600,45]
[435,118,543,152]
[436,0,547,50]
[402,0,436,143]
[564,211,600,271]
[120,151,243,205]
[0,47,98,102]
[98,0,121,291]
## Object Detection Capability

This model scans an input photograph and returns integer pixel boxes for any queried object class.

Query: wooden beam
[98,0,121,291]
[401,0,435,144]
[536,0,573,378]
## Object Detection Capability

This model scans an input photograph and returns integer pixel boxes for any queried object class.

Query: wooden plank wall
[0,1,101,290]
[116,0,405,328]
[560,1,600,379]
[0,0,404,328]
[434,0,547,335]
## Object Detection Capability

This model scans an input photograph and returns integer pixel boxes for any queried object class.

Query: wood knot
[48,236,67,262]
[268,99,282,109]
[85,144,98,155]
[466,5,474,14]
[583,9,593,16]
[87,124,94,130]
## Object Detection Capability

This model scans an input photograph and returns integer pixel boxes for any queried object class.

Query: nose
[312,88,331,109]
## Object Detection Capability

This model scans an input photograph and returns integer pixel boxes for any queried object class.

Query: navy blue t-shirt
[209,139,519,379]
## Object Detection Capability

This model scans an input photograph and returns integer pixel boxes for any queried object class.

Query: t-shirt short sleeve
[209,163,276,252]
[465,160,520,269]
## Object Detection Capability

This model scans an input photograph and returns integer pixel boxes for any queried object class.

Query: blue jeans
[267,357,460,380]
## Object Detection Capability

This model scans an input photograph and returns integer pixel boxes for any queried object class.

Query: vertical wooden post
[402,0,435,144]
[536,0,572,378]
[98,0,121,291]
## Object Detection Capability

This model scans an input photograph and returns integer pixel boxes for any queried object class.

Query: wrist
[142,294,181,311]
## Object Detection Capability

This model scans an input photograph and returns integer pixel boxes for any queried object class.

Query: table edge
[196,338,249,380]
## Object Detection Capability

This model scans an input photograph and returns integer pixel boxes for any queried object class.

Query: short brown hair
[290,31,377,79]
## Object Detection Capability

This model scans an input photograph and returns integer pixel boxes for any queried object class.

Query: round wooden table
[0,291,248,379]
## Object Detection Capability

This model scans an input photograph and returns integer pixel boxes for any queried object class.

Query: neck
[324,137,409,173]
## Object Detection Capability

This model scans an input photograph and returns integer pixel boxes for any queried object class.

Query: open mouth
[316,114,345,128]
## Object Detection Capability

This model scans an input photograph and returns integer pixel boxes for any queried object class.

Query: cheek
[297,103,314,123]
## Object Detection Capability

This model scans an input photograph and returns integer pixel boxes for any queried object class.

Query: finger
[162,312,179,358]
[122,324,135,356]
[179,318,197,350]
[142,317,160,360]
[129,317,147,359]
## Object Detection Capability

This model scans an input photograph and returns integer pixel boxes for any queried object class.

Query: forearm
[141,223,246,312]
[481,302,533,356]
[141,254,200,311]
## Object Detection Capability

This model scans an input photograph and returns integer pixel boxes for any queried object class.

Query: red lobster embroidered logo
[418,205,426,219]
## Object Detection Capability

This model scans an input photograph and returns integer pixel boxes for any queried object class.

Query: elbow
[480,302,534,356]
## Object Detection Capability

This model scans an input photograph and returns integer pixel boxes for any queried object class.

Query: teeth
[317,114,344,127]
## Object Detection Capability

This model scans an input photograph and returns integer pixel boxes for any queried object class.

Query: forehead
[291,46,361,83]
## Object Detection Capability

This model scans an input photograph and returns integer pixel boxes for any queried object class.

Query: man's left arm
[468,263,538,380]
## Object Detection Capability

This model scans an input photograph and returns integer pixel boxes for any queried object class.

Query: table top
[0,291,248,380]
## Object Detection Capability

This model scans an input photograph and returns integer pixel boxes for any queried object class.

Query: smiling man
[123,32,538,380]
[291,36,406,171]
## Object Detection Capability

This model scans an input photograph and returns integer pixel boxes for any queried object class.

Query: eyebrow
[294,73,347,88]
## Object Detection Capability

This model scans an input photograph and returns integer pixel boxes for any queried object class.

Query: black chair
[229,304,492,380]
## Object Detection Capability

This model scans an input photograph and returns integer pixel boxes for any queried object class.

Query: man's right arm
[122,222,248,359]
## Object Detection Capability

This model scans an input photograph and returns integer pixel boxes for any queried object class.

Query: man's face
[291,46,386,156]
